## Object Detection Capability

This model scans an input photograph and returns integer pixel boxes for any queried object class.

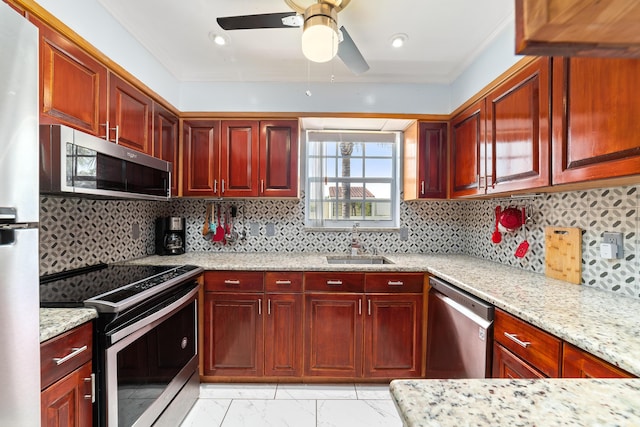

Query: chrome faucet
[350,223,362,255]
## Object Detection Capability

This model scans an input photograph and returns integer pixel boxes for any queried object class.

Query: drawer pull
[275,280,292,285]
[53,345,88,366]
[504,332,531,348]
[224,280,241,285]
[326,280,343,286]
[387,280,404,286]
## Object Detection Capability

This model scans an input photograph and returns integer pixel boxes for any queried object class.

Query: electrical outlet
[250,222,260,236]
[399,227,409,241]
[601,232,623,259]
[266,223,275,237]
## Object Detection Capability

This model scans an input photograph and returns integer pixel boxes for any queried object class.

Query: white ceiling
[96,0,515,84]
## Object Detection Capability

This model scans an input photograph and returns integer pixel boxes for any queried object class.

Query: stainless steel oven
[40,263,204,427]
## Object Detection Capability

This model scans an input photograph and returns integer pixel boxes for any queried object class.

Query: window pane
[366,142,393,157]
[324,141,338,156]
[365,182,391,199]
[366,202,392,220]
[364,158,392,178]
[343,158,363,178]
[325,157,337,178]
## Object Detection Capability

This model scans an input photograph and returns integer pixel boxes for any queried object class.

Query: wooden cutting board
[545,227,582,284]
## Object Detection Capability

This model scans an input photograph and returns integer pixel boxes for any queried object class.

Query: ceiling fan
[216,0,369,75]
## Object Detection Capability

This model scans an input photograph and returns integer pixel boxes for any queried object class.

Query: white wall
[34,0,520,114]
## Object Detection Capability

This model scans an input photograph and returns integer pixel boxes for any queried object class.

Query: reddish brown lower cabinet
[304,293,363,378]
[203,292,264,377]
[364,294,423,378]
[562,343,633,378]
[41,362,93,427]
[492,342,545,379]
[264,293,303,377]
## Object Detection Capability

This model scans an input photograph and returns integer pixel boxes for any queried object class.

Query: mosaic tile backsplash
[39,184,640,299]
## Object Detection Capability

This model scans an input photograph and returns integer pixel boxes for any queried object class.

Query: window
[305,130,400,229]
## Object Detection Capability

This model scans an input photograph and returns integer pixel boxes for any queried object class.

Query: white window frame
[304,130,401,230]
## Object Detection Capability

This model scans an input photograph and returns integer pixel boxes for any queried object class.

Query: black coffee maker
[155,217,186,255]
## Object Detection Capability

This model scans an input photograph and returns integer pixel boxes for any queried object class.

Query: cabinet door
[304,293,363,377]
[486,57,551,194]
[552,57,640,184]
[220,120,259,197]
[31,17,107,136]
[182,120,220,197]
[450,99,486,197]
[264,293,303,377]
[364,294,423,378]
[492,342,545,379]
[203,292,263,376]
[259,120,299,197]
[562,343,632,378]
[108,73,153,154]
[153,103,179,196]
[41,362,92,427]
[418,122,448,198]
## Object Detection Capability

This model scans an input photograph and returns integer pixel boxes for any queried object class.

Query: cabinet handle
[503,332,531,348]
[326,280,343,286]
[53,345,88,366]
[221,179,226,194]
[268,299,271,315]
[214,179,218,194]
[224,279,240,285]
[261,179,265,194]
[387,280,404,286]
[113,125,120,145]
[84,373,95,403]
[367,299,371,316]
[258,298,262,315]
[358,298,362,315]
[420,181,425,195]
[275,280,292,285]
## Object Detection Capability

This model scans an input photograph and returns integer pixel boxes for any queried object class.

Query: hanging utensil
[213,203,225,242]
[515,207,530,258]
[492,206,502,244]
[202,204,211,237]
[230,205,239,241]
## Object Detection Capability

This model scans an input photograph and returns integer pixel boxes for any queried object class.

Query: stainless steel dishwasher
[426,276,494,378]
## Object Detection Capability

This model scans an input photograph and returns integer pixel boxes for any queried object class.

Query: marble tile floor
[180,383,403,427]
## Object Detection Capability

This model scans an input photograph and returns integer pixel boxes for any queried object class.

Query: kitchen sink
[326,255,394,265]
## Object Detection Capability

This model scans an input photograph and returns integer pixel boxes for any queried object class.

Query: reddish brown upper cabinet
[450,99,486,197]
[31,16,108,136]
[404,122,448,200]
[108,73,153,154]
[259,120,299,197]
[220,120,260,197]
[182,120,221,197]
[486,57,550,194]
[562,343,633,378]
[153,103,179,196]
[552,57,640,184]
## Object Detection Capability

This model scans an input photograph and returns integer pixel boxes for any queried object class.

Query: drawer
[205,271,264,292]
[365,273,424,293]
[304,272,365,292]
[494,309,561,377]
[265,272,303,292]
[40,322,93,390]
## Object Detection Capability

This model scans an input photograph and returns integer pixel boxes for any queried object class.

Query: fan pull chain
[305,60,312,96]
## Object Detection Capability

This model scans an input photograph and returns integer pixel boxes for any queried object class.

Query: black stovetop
[39,263,192,308]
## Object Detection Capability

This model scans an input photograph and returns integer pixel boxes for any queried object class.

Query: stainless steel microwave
[40,124,171,201]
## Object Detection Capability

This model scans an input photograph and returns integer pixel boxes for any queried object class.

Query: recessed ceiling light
[390,33,408,48]
[209,32,228,46]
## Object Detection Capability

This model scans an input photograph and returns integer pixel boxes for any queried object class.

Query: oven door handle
[109,285,199,345]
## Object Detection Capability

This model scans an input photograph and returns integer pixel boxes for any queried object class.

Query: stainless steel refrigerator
[0,3,41,426]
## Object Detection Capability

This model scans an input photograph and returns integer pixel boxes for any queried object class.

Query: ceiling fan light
[302,19,339,63]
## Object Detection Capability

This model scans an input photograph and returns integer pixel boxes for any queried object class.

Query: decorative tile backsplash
[39,185,640,300]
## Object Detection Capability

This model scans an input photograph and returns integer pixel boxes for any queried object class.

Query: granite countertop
[39,308,97,343]
[128,252,640,376]
[390,379,640,427]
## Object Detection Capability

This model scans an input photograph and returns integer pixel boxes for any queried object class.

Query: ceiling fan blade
[217,12,300,30]
[337,26,369,75]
